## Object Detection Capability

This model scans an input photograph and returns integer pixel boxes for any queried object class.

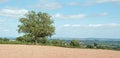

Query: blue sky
[0,0,120,39]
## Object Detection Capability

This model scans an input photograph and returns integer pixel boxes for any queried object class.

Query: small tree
[39,37,49,44]
[18,11,55,45]
[93,43,98,48]
[70,39,80,47]
[51,39,63,45]
[86,44,94,48]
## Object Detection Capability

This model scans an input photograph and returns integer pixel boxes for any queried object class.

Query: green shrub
[16,35,34,43]
[3,38,9,41]
[39,37,50,44]
[70,39,80,47]
[0,38,9,41]
[51,39,63,46]
[86,44,94,48]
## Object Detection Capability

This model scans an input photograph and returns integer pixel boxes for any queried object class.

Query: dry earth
[0,44,120,58]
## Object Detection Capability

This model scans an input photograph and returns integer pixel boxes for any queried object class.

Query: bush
[16,36,24,41]
[93,43,98,48]
[51,39,63,46]
[39,37,50,44]
[86,45,94,48]
[96,45,111,49]
[16,35,34,43]
[70,39,80,47]
[3,38,9,41]
[0,38,9,41]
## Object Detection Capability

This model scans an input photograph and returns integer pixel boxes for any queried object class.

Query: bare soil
[0,44,120,58]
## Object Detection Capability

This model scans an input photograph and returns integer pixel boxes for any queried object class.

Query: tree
[93,43,98,48]
[18,11,55,45]
[86,44,94,48]
[51,39,63,45]
[70,39,80,47]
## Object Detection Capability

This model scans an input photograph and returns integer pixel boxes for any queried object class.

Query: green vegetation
[0,38,29,44]
[38,37,50,45]
[18,11,55,45]
[51,39,63,45]
[16,34,34,43]
[0,37,120,51]
[70,39,81,47]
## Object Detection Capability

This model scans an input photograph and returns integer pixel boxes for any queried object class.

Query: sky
[0,0,120,39]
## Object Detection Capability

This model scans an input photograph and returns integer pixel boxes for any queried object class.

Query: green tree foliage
[18,11,55,45]
[93,43,98,47]
[39,37,49,44]
[70,39,80,47]
[51,39,63,45]
[0,38,9,41]
[86,43,98,48]
[86,45,94,48]
[16,34,34,43]
[93,43,98,48]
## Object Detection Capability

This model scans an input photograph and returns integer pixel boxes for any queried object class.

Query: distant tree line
[16,35,81,48]
[15,35,120,51]
[0,37,120,51]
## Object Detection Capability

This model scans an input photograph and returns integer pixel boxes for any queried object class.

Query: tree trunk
[34,37,38,45]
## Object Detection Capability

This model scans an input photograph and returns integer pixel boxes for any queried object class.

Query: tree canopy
[18,11,55,44]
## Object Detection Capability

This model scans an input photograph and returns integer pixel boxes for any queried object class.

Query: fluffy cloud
[30,1,62,10]
[82,0,120,6]
[94,0,120,3]
[63,24,81,27]
[0,0,8,3]
[67,2,80,6]
[44,2,62,10]
[63,23,120,28]
[0,8,28,18]
[92,12,108,17]
[56,23,120,38]
[67,0,120,7]
[53,13,86,19]
[52,12,108,20]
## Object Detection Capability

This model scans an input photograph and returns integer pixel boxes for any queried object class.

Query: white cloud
[92,12,108,17]
[31,1,62,10]
[82,0,120,6]
[3,29,9,32]
[67,2,80,6]
[88,24,102,27]
[44,2,62,10]
[0,0,8,3]
[53,13,86,19]
[53,12,108,20]
[66,0,120,7]
[63,24,81,27]
[105,23,120,27]
[0,8,28,18]
[95,0,120,3]
[63,23,120,28]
